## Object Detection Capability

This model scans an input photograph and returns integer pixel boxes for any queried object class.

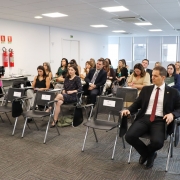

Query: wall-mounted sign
[8,36,12,43]
[1,36,5,43]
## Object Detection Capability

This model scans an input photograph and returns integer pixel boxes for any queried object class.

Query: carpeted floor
[0,110,180,180]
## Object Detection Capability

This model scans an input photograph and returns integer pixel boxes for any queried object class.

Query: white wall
[0,19,108,77]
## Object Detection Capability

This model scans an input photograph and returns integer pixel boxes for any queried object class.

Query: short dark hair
[133,63,146,77]
[97,59,104,64]
[142,59,149,64]
[153,66,167,76]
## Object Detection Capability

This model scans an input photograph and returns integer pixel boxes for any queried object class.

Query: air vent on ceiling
[112,16,146,23]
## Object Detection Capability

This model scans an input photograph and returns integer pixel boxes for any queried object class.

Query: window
[108,44,118,68]
[133,44,146,61]
[162,44,177,62]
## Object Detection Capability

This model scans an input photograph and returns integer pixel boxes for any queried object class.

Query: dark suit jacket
[85,68,107,89]
[128,85,180,134]
[146,69,152,83]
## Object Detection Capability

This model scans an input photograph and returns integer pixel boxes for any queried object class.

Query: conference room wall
[0,19,108,77]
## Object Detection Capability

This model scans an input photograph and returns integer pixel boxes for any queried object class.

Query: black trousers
[125,115,165,157]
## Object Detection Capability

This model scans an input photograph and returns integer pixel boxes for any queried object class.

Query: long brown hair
[43,62,52,72]
[37,65,47,79]
[103,60,110,73]
[66,65,79,78]
[84,61,93,74]
[117,59,126,73]
[133,63,146,77]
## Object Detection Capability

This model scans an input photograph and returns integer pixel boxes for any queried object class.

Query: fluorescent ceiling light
[101,6,129,12]
[149,29,162,32]
[135,22,152,26]
[42,12,68,18]
[112,30,126,33]
[90,25,108,28]
[34,16,42,19]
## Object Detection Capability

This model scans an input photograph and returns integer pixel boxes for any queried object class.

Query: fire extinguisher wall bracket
[2,47,8,67]
[9,48,14,67]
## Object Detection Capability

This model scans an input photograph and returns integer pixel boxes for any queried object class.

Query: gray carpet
[0,112,180,180]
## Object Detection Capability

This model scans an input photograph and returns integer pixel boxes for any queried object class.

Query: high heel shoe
[50,120,58,128]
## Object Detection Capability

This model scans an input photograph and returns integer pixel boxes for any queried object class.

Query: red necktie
[150,87,160,122]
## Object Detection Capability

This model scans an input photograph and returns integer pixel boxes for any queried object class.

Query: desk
[2,76,28,87]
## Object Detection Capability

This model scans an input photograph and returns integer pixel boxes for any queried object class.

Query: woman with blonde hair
[80,61,93,80]
[154,62,161,67]
[90,58,96,68]
[175,61,180,74]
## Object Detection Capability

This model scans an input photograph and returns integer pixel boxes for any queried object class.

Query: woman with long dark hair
[50,65,82,127]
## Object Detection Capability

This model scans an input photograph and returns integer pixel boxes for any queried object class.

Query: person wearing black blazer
[122,66,180,169]
[84,59,107,105]
[142,59,152,83]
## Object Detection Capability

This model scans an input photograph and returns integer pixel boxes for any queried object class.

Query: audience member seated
[80,61,93,85]
[70,59,81,74]
[105,58,113,68]
[154,62,161,67]
[102,60,116,94]
[83,59,107,105]
[128,63,150,95]
[142,59,152,82]
[54,58,68,89]
[27,65,50,108]
[122,66,180,169]
[90,58,96,68]
[116,59,128,86]
[43,62,53,80]
[167,64,180,92]
[175,61,180,74]
[49,65,82,128]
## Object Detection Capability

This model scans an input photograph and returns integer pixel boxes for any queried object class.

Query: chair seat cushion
[83,120,118,130]
[22,110,50,118]
[0,106,12,113]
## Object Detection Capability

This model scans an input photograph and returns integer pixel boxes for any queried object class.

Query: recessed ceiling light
[34,16,42,19]
[90,25,108,28]
[101,6,129,12]
[135,22,152,26]
[42,12,68,18]
[149,29,162,32]
[112,30,126,33]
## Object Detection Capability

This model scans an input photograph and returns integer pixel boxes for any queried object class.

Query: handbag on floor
[72,106,83,127]
[12,99,23,118]
[57,115,73,127]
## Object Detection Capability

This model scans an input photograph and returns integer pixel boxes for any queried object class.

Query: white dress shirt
[145,83,165,117]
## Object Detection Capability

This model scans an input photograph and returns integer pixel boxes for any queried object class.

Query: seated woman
[80,61,93,84]
[105,58,113,68]
[43,62,53,80]
[128,63,150,94]
[154,62,161,67]
[50,65,82,128]
[90,58,96,68]
[27,65,50,108]
[167,63,180,92]
[55,58,68,83]
[102,60,116,94]
[116,59,128,86]
[175,61,180,74]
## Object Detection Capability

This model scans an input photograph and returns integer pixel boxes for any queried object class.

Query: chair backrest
[12,80,26,88]
[94,96,123,118]
[116,87,138,102]
[5,88,25,104]
[33,91,56,110]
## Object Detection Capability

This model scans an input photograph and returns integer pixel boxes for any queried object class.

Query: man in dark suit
[122,66,180,169]
[83,59,107,105]
[142,59,152,82]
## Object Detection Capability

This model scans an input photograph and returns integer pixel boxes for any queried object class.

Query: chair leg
[122,136,126,149]
[128,146,133,164]
[82,127,89,152]
[0,115,4,123]
[21,117,28,138]
[111,129,119,160]
[93,128,98,142]
[33,119,39,131]
[5,113,12,125]
[166,134,173,172]
[12,117,18,135]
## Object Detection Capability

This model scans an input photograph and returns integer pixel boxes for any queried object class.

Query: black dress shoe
[27,118,33,123]
[139,155,147,165]
[50,120,58,128]
[145,152,157,169]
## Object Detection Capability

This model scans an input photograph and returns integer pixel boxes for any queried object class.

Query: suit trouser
[125,115,165,157]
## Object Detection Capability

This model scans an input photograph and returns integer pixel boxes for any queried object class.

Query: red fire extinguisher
[2,47,8,67]
[9,48,14,67]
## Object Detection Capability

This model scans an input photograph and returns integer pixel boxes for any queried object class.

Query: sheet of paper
[13,92,21,97]
[103,100,116,107]
[41,94,51,100]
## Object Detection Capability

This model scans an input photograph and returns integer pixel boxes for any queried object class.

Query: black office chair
[0,88,26,124]
[20,91,59,143]
[82,96,124,159]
